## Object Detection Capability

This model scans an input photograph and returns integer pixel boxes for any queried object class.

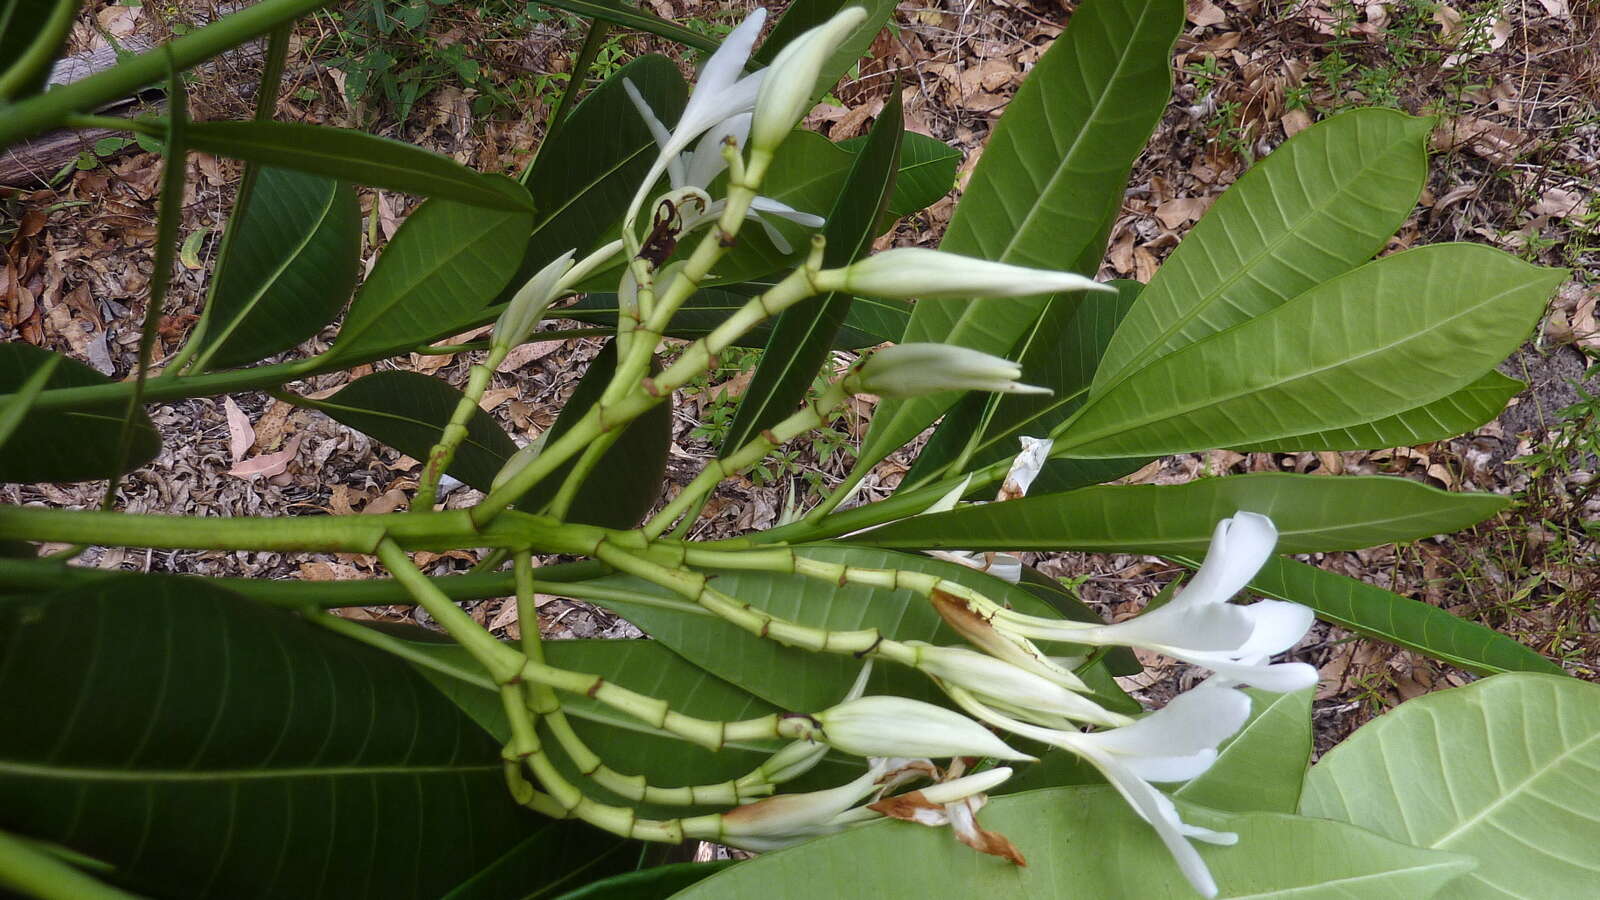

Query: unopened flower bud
[815,696,1034,761]
[848,343,1047,398]
[493,250,575,349]
[911,643,1130,728]
[812,247,1113,300]
[750,7,869,158]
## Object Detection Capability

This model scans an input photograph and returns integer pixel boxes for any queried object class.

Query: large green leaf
[579,545,1079,713]
[852,472,1508,554]
[1059,245,1565,457]
[407,637,859,806]
[906,279,1142,489]
[676,786,1473,899]
[0,0,74,101]
[1302,674,1598,899]
[0,577,637,899]
[1244,557,1562,676]
[516,55,686,290]
[858,0,1183,468]
[1234,371,1524,452]
[0,343,160,483]
[1174,688,1312,814]
[327,199,533,363]
[752,0,897,94]
[298,371,518,493]
[184,121,534,211]
[560,288,906,348]
[837,131,960,226]
[514,341,669,528]
[720,89,903,455]
[194,167,361,370]
[553,860,736,900]
[1093,109,1433,394]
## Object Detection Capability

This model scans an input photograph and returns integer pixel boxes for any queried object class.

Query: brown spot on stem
[853,634,884,658]
[587,678,604,698]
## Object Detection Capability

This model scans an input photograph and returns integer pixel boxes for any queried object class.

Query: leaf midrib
[1429,727,1600,849]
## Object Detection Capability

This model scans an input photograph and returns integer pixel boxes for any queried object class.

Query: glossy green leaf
[1174,688,1312,814]
[184,121,534,211]
[859,0,1183,468]
[1060,245,1565,457]
[1303,674,1598,899]
[1243,557,1563,676]
[752,0,896,94]
[1026,454,1153,496]
[194,167,361,369]
[553,860,736,900]
[853,472,1508,554]
[517,55,686,289]
[299,371,518,493]
[838,131,960,225]
[1234,371,1524,452]
[535,0,720,54]
[0,344,160,483]
[407,637,859,806]
[677,786,1474,900]
[327,199,533,363]
[560,288,904,348]
[1094,109,1433,394]
[515,341,669,527]
[0,0,73,100]
[578,545,1071,713]
[721,89,903,455]
[907,280,1141,489]
[0,577,636,899]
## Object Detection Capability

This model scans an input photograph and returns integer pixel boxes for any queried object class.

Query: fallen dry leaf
[228,434,302,478]
[222,396,255,463]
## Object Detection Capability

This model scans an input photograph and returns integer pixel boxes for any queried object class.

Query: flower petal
[1086,685,1251,759]
[1236,599,1315,657]
[749,194,826,227]
[1179,511,1278,605]
[1077,746,1226,898]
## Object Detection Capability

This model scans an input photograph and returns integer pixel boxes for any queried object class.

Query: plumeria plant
[1,1,1595,898]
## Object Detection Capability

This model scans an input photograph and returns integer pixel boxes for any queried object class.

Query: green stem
[0,0,81,102]
[547,429,620,519]
[416,346,509,509]
[0,830,138,900]
[376,538,526,683]
[0,0,337,148]
[644,379,849,539]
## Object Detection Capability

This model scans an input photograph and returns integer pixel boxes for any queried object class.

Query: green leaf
[752,0,896,95]
[721,89,903,455]
[1233,371,1524,452]
[1244,557,1563,676]
[184,121,535,211]
[516,55,686,290]
[837,131,960,225]
[515,342,669,527]
[193,167,361,370]
[1060,245,1566,457]
[858,0,1183,468]
[297,371,518,493]
[534,0,720,54]
[579,545,1071,713]
[560,288,907,349]
[1303,673,1598,899]
[0,0,75,101]
[0,577,636,899]
[1175,688,1313,814]
[407,637,859,807]
[327,199,533,363]
[852,472,1509,554]
[675,785,1474,900]
[907,279,1142,489]
[1093,108,1434,394]
[0,344,160,483]
[553,860,737,900]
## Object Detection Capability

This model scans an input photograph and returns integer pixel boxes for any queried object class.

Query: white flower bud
[492,250,575,349]
[910,643,1130,728]
[815,696,1034,761]
[812,247,1113,300]
[850,343,1048,398]
[749,7,869,156]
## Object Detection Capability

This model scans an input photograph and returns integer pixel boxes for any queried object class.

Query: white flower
[492,250,575,349]
[908,642,1131,728]
[749,7,870,157]
[812,247,1114,300]
[814,695,1035,761]
[995,512,1318,692]
[952,684,1251,898]
[624,8,769,224]
[849,343,1049,398]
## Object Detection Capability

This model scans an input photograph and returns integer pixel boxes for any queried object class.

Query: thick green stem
[0,0,336,147]
[644,380,850,539]
[377,538,526,683]
[416,346,508,509]
[0,0,81,103]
